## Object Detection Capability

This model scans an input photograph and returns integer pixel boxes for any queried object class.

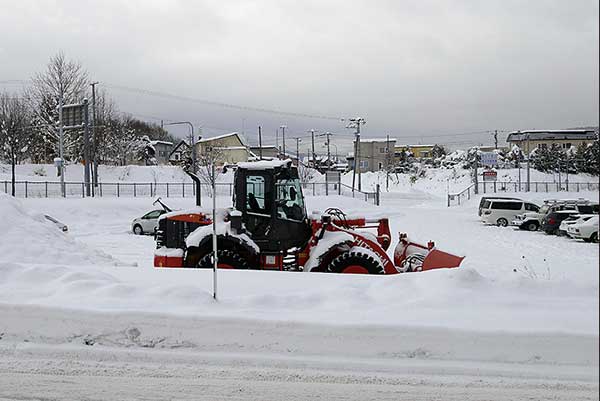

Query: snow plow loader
[154,159,464,274]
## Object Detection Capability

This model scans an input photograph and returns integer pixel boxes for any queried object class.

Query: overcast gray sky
[0,0,598,151]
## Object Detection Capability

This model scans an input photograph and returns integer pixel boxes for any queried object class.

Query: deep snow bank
[0,194,122,266]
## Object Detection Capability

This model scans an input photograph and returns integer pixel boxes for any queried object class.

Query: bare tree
[195,140,226,197]
[0,92,31,196]
[27,52,89,162]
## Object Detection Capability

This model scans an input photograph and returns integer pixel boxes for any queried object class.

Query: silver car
[132,209,167,235]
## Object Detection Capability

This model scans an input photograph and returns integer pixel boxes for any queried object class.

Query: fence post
[458,194,461,205]
[25,181,28,198]
[167,183,170,198]
[134,183,137,197]
[117,183,120,197]
[468,187,471,200]
[3,181,6,193]
[313,183,315,196]
[493,182,496,193]
[375,184,380,206]
[447,194,450,207]
[577,183,579,192]
[45,181,48,198]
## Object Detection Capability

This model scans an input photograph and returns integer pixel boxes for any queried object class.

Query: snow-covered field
[0,183,598,399]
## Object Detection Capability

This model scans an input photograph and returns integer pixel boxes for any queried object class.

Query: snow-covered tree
[0,92,31,196]
[27,52,90,163]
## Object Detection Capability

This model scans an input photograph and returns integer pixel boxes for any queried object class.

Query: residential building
[169,140,190,164]
[146,140,173,165]
[195,132,253,165]
[249,145,279,159]
[348,138,396,172]
[395,144,435,159]
[506,129,598,152]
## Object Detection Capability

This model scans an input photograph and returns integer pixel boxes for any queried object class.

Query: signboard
[61,103,86,128]
[480,152,498,167]
[482,170,497,181]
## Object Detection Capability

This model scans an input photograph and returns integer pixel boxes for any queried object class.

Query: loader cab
[233,160,312,252]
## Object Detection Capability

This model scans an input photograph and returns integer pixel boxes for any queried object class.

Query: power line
[103,83,342,121]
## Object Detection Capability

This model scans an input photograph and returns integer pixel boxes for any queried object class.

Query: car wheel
[496,218,508,227]
[591,233,598,244]
[133,225,144,235]
[526,222,538,231]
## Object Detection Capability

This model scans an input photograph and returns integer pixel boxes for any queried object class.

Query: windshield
[276,178,305,221]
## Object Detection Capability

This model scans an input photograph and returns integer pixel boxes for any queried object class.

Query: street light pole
[164,121,196,172]
[280,125,287,158]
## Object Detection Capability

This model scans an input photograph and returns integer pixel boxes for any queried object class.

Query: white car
[132,209,168,235]
[567,215,599,243]
[558,214,596,236]
[481,199,539,227]
[512,200,598,231]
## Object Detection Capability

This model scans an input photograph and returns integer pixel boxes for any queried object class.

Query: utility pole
[280,125,287,158]
[258,126,263,160]
[346,118,366,192]
[90,81,99,194]
[325,132,332,171]
[526,133,530,192]
[386,134,390,191]
[83,98,91,196]
[276,128,279,155]
[493,130,498,150]
[294,137,301,165]
[309,129,316,168]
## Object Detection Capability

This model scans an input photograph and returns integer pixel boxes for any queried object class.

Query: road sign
[481,152,498,167]
[61,103,86,128]
[483,170,497,181]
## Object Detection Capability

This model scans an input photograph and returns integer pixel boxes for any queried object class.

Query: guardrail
[448,181,599,206]
[1,180,381,205]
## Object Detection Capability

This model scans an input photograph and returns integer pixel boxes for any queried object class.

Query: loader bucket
[420,249,464,271]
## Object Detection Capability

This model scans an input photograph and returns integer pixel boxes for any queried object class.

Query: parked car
[478,196,521,216]
[558,214,596,236]
[541,210,581,235]
[480,199,539,227]
[132,209,168,235]
[512,199,598,231]
[567,215,599,243]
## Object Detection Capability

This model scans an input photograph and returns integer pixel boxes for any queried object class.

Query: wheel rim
[134,226,141,234]
[498,219,507,227]
[341,265,370,274]
[528,223,537,231]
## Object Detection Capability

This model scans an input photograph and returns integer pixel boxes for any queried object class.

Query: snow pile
[0,193,122,266]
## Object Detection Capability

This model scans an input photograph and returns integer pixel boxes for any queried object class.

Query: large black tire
[526,221,539,231]
[327,249,385,275]
[590,233,598,244]
[496,218,508,227]
[197,249,250,269]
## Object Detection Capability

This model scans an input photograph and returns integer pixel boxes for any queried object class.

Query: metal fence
[2,180,381,205]
[448,181,599,206]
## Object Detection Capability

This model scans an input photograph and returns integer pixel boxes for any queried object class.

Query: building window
[359,160,368,168]
[538,143,548,149]
[420,151,430,157]
[562,143,572,149]
[379,147,389,153]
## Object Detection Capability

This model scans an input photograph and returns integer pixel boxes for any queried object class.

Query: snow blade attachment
[394,233,464,272]
[420,249,464,271]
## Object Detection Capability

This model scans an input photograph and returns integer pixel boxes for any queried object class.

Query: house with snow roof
[195,132,256,165]
[506,129,598,151]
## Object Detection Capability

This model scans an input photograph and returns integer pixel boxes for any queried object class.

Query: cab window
[144,210,162,219]
[246,175,266,214]
[276,178,305,222]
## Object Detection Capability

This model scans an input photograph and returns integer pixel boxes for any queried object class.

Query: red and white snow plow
[154,160,464,274]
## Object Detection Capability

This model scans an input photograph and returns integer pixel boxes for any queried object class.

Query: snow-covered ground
[0,185,598,399]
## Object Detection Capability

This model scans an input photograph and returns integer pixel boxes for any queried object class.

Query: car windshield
[275,178,305,222]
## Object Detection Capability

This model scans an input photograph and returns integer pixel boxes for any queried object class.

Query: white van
[480,199,539,227]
